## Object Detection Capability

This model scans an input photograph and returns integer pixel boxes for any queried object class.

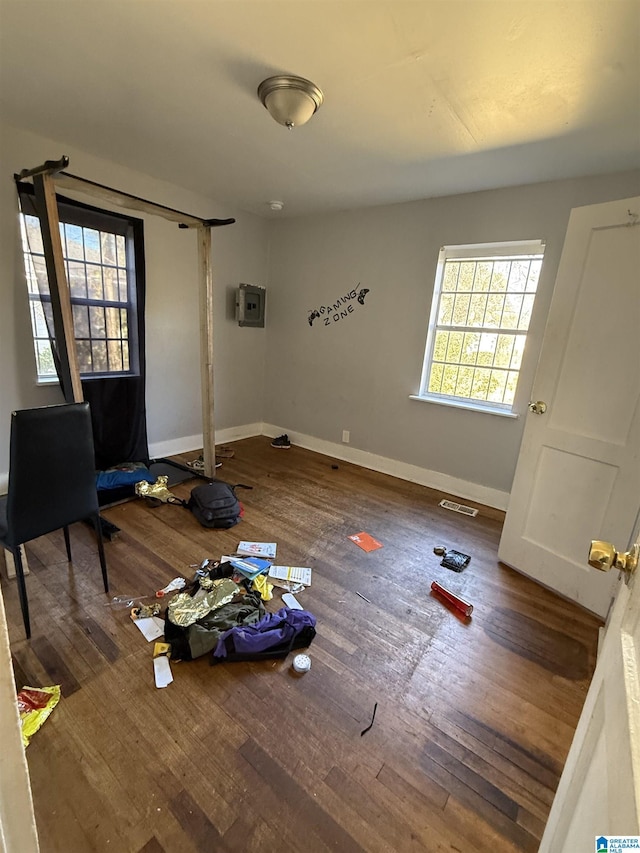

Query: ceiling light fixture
[257,75,324,129]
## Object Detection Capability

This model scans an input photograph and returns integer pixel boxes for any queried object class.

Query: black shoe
[271,434,291,449]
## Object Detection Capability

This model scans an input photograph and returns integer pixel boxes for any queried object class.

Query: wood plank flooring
[3,437,601,852]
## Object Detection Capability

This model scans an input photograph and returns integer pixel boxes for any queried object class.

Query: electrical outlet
[342,430,350,443]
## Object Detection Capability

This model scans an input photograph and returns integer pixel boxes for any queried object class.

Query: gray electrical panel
[236,283,266,327]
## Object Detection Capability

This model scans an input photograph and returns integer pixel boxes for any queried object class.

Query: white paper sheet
[133,616,165,642]
[153,656,173,688]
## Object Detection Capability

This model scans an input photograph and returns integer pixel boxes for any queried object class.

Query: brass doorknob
[528,401,547,414]
[589,540,639,574]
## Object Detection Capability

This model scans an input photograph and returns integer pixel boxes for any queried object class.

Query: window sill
[36,373,138,386]
[409,394,519,418]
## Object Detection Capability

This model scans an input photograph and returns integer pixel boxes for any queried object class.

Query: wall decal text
[308,286,370,327]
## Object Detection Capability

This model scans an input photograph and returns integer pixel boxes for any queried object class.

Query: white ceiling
[1,0,639,218]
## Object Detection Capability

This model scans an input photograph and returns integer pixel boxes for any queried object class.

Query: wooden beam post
[198,226,216,479]
[32,173,83,403]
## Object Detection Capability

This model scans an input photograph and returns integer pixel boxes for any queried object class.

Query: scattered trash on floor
[115,537,315,674]
[269,578,306,594]
[431,580,473,617]
[155,577,187,597]
[164,562,265,660]
[131,614,165,642]
[237,541,277,559]
[131,602,161,619]
[17,685,61,747]
[268,565,312,586]
[292,653,311,674]
[355,591,372,604]
[107,594,149,610]
[252,573,274,601]
[433,545,447,557]
[135,476,181,506]
[153,655,173,688]
[440,549,471,572]
[153,642,171,658]
[348,532,383,552]
[168,577,239,627]
[227,555,272,580]
[360,702,378,736]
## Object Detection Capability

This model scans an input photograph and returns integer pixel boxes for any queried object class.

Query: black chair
[0,402,109,639]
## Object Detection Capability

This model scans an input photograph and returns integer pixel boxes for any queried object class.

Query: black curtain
[17,183,149,470]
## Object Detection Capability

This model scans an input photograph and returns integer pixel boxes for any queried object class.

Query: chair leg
[63,525,72,561]
[13,545,31,640]
[92,514,109,594]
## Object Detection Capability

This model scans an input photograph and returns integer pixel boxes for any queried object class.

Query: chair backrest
[6,402,99,546]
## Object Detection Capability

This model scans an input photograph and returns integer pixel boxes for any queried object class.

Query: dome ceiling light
[257,75,324,129]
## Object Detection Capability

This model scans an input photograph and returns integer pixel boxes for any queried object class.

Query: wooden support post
[18,157,235,480]
[198,226,216,479]
[32,172,83,403]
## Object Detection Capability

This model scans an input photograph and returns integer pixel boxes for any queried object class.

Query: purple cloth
[213,607,316,658]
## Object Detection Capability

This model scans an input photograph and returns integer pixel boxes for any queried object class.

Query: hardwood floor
[3,437,601,852]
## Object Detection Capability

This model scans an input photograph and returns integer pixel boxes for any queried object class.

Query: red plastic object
[431,580,473,616]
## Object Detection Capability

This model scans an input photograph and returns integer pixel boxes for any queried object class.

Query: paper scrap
[348,532,383,552]
[282,593,303,610]
[153,655,173,688]
[269,565,312,586]
[133,616,165,642]
[237,541,277,559]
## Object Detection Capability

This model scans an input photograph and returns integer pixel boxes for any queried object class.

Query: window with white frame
[19,195,142,382]
[417,240,545,414]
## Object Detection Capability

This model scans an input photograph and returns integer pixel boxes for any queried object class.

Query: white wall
[2,123,638,507]
[0,124,269,480]
[264,171,640,502]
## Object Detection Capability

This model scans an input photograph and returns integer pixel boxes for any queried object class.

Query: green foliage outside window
[422,246,544,409]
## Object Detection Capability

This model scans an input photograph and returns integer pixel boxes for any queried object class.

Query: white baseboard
[148,423,263,460]
[262,423,509,511]
[1,420,509,511]
[216,423,264,445]
[148,433,204,460]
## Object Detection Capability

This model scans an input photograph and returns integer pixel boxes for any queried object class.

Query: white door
[539,542,640,851]
[498,197,640,618]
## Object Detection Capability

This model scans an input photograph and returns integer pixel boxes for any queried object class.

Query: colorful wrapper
[17,685,61,747]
